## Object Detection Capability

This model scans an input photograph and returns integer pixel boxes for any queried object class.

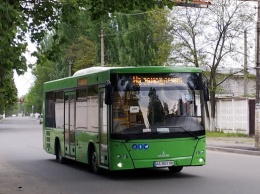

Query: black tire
[56,143,65,164]
[89,149,100,174]
[168,166,183,173]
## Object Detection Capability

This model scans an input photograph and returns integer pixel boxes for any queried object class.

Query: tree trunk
[0,67,4,84]
[209,90,216,131]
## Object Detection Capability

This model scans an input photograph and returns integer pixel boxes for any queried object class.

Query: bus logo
[158,151,169,158]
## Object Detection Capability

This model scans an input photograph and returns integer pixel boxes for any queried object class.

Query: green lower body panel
[109,137,206,171]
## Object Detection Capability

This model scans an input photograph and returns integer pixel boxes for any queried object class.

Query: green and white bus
[43,66,208,173]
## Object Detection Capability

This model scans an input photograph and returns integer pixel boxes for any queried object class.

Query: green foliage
[148,88,165,123]
[0,0,65,112]
[0,0,67,78]
[66,36,96,72]
[107,8,173,66]
[24,59,58,114]
[16,100,28,116]
[85,0,174,20]
[24,2,174,111]
[45,7,172,69]
[0,71,18,114]
[25,34,69,113]
[0,1,27,79]
[150,9,173,65]
[114,11,158,66]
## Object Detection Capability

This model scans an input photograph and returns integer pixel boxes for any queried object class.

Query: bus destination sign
[132,75,183,85]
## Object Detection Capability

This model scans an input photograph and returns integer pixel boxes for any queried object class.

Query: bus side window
[45,92,55,128]
[55,91,64,129]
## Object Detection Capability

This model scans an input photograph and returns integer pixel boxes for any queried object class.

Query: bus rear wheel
[168,166,183,173]
[56,143,65,164]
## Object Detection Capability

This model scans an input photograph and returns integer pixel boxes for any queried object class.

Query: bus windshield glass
[110,73,205,139]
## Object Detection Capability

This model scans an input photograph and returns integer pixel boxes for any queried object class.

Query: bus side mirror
[203,82,209,101]
[105,80,113,105]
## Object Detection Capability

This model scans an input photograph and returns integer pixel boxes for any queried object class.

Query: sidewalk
[207,137,260,156]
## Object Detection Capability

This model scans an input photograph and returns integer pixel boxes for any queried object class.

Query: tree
[1,0,173,78]
[1,0,175,76]
[0,0,65,79]
[148,88,165,124]
[27,6,173,113]
[65,36,96,72]
[0,71,18,115]
[25,33,69,114]
[169,0,254,130]
[44,6,173,69]
[25,57,64,114]
[84,0,174,20]
[0,0,67,110]
[112,8,173,66]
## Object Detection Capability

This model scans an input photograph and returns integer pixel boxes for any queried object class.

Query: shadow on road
[46,158,200,181]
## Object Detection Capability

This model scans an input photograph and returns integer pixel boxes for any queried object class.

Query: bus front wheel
[89,149,100,174]
[168,166,183,173]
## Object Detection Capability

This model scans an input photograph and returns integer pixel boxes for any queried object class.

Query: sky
[14,40,37,98]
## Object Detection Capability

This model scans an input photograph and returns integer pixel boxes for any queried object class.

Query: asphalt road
[1,117,260,194]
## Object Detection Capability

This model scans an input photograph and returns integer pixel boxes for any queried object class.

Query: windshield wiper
[124,132,158,142]
[125,135,139,143]
[151,124,200,139]
[177,126,199,140]
[124,127,200,142]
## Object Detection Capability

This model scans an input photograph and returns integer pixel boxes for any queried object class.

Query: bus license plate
[154,161,174,167]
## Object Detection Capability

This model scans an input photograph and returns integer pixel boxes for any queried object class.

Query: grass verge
[206,131,248,138]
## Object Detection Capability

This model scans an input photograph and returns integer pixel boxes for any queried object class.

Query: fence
[212,98,255,135]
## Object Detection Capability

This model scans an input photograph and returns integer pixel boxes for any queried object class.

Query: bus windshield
[111,73,204,139]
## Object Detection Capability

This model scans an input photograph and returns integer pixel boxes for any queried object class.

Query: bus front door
[98,88,108,168]
[64,92,76,159]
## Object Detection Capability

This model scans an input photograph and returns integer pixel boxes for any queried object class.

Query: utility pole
[100,27,105,66]
[244,29,248,96]
[239,0,260,149]
[67,59,73,76]
[255,0,260,149]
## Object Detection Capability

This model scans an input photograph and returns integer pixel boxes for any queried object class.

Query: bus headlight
[199,158,204,163]
[117,163,122,168]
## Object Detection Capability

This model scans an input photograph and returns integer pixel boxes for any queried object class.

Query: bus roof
[73,66,202,77]
[44,66,202,92]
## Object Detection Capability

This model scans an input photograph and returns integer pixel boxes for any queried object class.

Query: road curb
[207,146,260,156]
